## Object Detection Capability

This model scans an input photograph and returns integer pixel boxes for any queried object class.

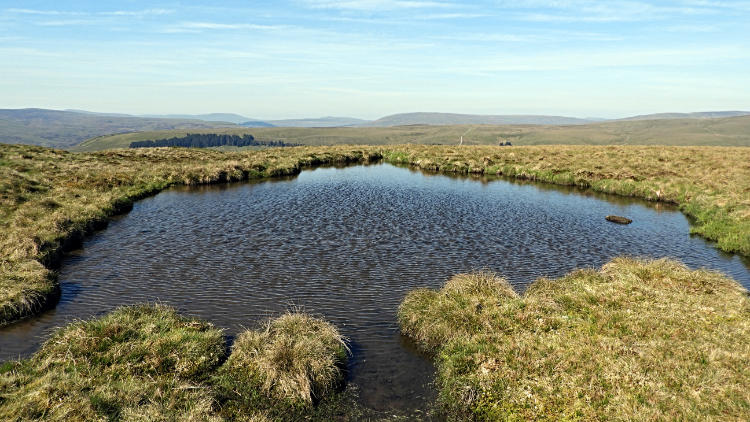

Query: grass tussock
[214,313,348,418]
[0,304,226,421]
[0,305,350,421]
[399,257,750,421]
[1,143,749,325]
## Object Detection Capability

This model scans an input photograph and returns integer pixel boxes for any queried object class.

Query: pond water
[2,163,749,416]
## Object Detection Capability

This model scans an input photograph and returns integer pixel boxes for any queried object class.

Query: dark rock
[606,215,633,224]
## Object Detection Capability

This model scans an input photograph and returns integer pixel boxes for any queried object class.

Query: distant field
[71,115,750,152]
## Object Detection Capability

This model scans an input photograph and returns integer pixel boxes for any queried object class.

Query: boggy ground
[1,143,749,327]
[399,258,750,420]
[0,305,350,421]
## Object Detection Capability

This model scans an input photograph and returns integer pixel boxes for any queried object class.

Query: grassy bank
[384,144,750,256]
[0,144,382,326]
[399,258,750,420]
[0,304,348,421]
[1,143,749,327]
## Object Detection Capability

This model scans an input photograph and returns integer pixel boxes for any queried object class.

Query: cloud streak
[302,0,458,11]
[163,22,290,33]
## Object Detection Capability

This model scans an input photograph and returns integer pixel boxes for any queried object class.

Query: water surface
[2,163,749,415]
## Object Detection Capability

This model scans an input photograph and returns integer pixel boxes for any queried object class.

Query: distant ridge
[66,109,136,118]
[264,116,370,127]
[358,112,594,127]
[240,121,277,128]
[0,109,235,148]
[617,111,750,121]
[67,110,254,124]
[137,113,253,124]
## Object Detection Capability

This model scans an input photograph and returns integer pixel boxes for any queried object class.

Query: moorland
[2,116,750,419]
[71,114,750,152]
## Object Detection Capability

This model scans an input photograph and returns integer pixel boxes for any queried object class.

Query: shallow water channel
[2,163,750,415]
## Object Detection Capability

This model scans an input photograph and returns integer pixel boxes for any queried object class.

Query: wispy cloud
[416,13,486,19]
[302,0,457,11]
[101,9,173,17]
[163,22,290,33]
[38,19,108,26]
[6,8,84,15]
[434,31,622,42]
[6,8,173,17]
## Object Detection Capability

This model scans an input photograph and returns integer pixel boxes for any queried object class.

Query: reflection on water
[2,163,749,415]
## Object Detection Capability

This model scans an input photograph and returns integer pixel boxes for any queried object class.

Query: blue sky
[1,1,749,119]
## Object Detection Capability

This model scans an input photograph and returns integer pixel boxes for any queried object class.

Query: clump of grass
[399,271,519,350]
[0,305,355,421]
[0,304,227,421]
[399,258,750,421]
[214,312,348,417]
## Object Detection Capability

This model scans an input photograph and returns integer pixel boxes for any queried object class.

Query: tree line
[129,134,301,149]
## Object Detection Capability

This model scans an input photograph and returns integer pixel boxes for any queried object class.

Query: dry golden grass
[215,313,348,412]
[399,258,750,421]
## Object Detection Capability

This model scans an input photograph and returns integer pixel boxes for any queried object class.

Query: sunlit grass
[399,258,750,420]
[0,305,349,421]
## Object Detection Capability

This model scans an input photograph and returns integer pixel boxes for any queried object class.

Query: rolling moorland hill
[71,114,750,152]
[67,110,258,125]
[617,111,750,121]
[138,113,255,124]
[263,116,370,127]
[69,110,370,128]
[0,109,236,148]
[357,112,595,127]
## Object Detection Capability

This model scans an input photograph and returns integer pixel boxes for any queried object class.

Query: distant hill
[0,109,236,148]
[618,111,750,121]
[358,112,594,127]
[137,113,254,124]
[240,121,277,128]
[264,116,370,127]
[65,109,136,118]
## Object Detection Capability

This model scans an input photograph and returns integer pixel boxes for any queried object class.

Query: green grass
[0,304,350,421]
[399,258,750,420]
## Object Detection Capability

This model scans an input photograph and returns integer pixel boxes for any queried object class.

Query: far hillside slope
[0,109,236,148]
[137,113,255,124]
[359,112,594,127]
[71,114,750,152]
[618,111,750,121]
[264,116,370,127]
